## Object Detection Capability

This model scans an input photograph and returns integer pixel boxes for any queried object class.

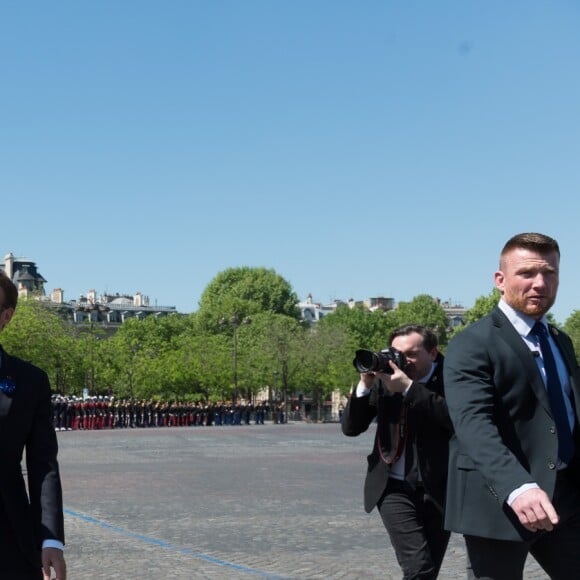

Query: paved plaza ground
[56,422,547,579]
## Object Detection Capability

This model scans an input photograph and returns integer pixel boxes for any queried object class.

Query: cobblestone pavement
[56,423,548,579]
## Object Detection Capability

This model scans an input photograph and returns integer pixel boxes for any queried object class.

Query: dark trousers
[465,469,580,580]
[377,478,450,580]
[0,509,42,580]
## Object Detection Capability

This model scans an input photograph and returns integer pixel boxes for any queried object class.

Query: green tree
[75,322,109,396]
[241,313,305,405]
[171,331,232,401]
[563,310,580,363]
[297,322,354,418]
[103,317,178,399]
[197,267,300,331]
[0,300,80,394]
[462,288,501,325]
[387,294,450,345]
[317,303,394,351]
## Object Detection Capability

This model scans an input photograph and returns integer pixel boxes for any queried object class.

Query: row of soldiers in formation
[51,396,289,430]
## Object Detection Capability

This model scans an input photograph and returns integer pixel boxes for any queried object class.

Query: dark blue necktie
[532,322,575,464]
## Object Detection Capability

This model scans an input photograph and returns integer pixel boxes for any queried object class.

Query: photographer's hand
[359,372,375,389]
[378,362,412,394]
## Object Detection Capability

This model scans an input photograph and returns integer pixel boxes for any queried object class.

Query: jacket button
[548,461,556,470]
[550,426,556,434]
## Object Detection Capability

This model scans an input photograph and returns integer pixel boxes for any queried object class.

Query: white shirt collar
[498,299,547,338]
[419,361,437,383]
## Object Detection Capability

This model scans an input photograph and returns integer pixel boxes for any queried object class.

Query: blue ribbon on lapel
[0,376,16,395]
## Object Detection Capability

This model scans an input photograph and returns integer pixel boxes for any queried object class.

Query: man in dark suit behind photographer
[342,324,453,579]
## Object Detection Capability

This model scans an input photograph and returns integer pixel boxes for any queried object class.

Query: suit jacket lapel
[550,326,580,418]
[491,308,552,416]
[0,347,15,419]
[551,326,577,377]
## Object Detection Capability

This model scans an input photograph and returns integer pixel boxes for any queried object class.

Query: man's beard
[507,293,556,317]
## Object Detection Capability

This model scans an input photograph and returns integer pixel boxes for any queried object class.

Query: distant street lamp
[273,370,279,423]
[220,313,251,403]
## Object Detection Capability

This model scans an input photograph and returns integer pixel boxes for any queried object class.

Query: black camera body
[352,347,408,375]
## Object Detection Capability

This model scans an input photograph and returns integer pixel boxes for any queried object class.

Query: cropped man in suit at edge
[0,271,66,580]
[342,324,453,579]
[444,232,580,579]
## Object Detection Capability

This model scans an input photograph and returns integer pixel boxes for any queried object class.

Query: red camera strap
[377,403,408,465]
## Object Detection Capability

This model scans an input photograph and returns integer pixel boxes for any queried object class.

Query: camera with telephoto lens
[352,347,408,375]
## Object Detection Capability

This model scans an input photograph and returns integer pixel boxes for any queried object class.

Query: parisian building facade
[2,252,466,328]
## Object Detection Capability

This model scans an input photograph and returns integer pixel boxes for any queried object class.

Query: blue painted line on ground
[64,508,287,579]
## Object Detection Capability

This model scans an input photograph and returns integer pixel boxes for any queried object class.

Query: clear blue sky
[2,1,579,324]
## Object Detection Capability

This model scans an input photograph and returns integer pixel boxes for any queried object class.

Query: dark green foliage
[3,283,577,400]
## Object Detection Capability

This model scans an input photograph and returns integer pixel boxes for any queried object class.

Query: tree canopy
[563,310,580,362]
[2,276,578,402]
[196,267,300,331]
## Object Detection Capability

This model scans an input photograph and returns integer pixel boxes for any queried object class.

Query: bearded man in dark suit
[0,271,66,580]
[444,232,580,579]
[342,324,453,579]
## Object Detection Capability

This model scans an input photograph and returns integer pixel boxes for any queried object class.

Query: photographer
[342,324,453,580]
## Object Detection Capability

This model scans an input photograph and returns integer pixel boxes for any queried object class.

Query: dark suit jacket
[342,353,452,513]
[444,307,580,541]
[0,346,65,567]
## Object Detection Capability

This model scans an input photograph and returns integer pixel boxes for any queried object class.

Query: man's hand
[376,362,412,394]
[359,372,376,389]
[42,547,66,580]
[510,488,559,532]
